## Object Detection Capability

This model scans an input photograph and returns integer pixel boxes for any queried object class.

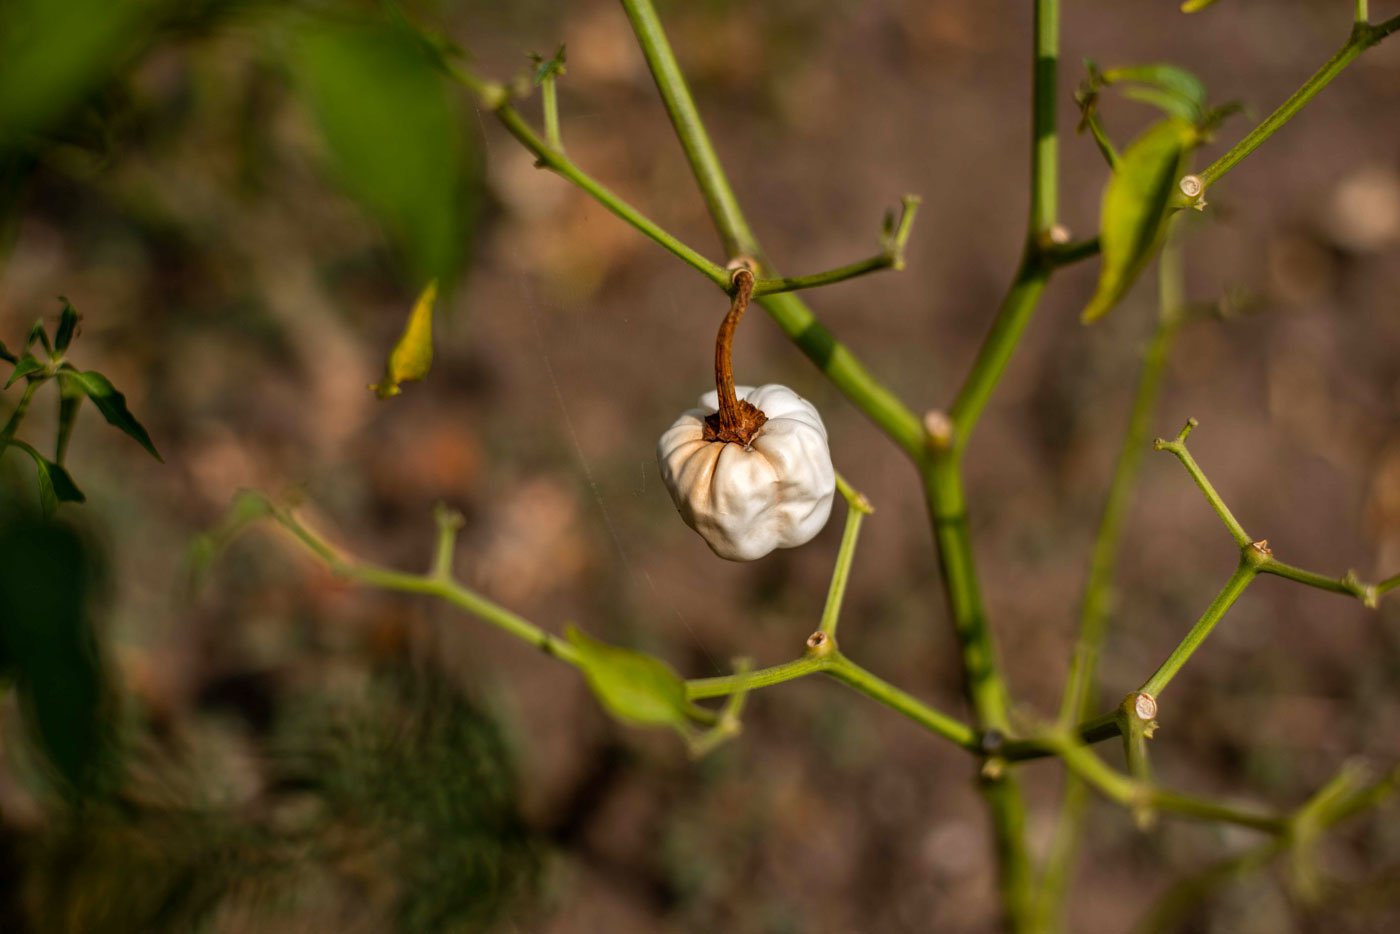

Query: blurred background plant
[2,0,1400,931]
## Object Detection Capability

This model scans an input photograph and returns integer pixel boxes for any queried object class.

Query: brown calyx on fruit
[703,267,768,446]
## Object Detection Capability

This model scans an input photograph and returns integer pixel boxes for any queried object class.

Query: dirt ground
[2,0,1399,931]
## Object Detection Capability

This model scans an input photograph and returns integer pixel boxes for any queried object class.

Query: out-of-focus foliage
[0,510,117,797]
[290,11,480,287]
[16,659,542,932]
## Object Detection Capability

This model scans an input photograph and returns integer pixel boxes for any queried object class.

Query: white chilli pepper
[657,268,835,561]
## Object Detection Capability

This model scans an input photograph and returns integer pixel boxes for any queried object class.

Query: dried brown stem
[704,267,766,445]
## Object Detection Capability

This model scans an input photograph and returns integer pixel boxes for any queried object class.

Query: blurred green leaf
[0,0,154,153]
[57,367,162,462]
[6,353,46,389]
[0,512,114,797]
[27,318,52,354]
[370,280,437,399]
[1103,65,1206,109]
[1181,0,1222,11]
[0,339,14,364]
[55,374,84,465]
[2,439,86,515]
[291,15,478,285]
[567,626,694,731]
[1083,118,1198,324]
[54,297,81,352]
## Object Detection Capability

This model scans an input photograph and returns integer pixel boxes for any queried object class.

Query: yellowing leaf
[371,280,437,399]
[1082,118,1198,324]
[1181,0,1222,12]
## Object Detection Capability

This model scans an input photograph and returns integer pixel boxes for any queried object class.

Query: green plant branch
[1141,560,1257,697]
[946,254,1052,453]
[685,655,829,700]
[1049,731,1286,834]
[1153,418,1251,547]
[750,195,921,296]
[263,497,582,665]
[1047,236,1101,267]
[824,652,979,749]
[1257,559,1395,609]
[540,77,562,152]
[819,473,874,639]
[1036,230,1187,932]
[618,0,761,260]
[1060,236,1187,727]
[1031,0,1060,236]
[442,65,731,289]
[0,379,41,443]
[1136,762,1400,932]
[1199,18,1400,190]
[755,291,927,460]
[923,459,1013,732]
[608,2,929,459]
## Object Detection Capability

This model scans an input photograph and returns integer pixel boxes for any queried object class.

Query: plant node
[923,410,954,451]
[805,630,836,657]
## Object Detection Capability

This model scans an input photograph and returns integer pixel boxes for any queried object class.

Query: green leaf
[0,0,154,154]
[54,297,80,352]
[57,367,162,461]
[291,15,478,285]
[370,280,437,399]
[1082,118,1199,324]
[27,319,51,354]
[530,45,567,85]
[1119,86,1203,123]
[5,354,46,389]
[0,512,116,796]
[0,339,14,365]
[566,626,693,731]
[1,439,86,516]
[55,373,85,465]
[1102,65,1207,110]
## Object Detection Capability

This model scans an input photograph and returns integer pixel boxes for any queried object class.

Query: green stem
[947,252,1051,451]
[1139,563,1256,698]
[1036,230,1185,933]
[752,256,896,297]
[824,653,979,749]
[818,496,869,639]
[1199,20,1397,190]
[444,63,729,288]
[541,74,563,152]
[686,655,829,700]
[617,0,761,260]
[756,291,927,460]
[489,103,729,288]
[1356,0,1368,25]
[985,774,1034,931]
[1153,422,1252,547]
[1052,734,1285,834]
[1031,0,1059,235]
[1059,240,1185,726]
[753,195,920,296]
[0,380,40,444]
[1257,558,1392,608]
[270,505,580,664]
[925,456,1011,732]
